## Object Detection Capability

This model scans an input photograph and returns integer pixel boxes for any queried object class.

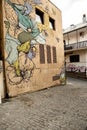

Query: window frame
[35,8,44,24]
[49,17,55,30]
[70,55,80,63]
[46,45,52,64]
[39,44,45,64]
[52,46,57,63]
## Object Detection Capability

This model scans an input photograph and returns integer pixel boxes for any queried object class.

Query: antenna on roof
[82,14,87,23]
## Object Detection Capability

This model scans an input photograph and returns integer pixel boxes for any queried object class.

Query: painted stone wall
[3,0,64,97]
[66,50,87,78]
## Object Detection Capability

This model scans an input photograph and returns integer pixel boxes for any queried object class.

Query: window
[39,44,45,64]
[63,40,66,50]
[46,45,51,63]
[49,17,55,30]
[70,55,80,62]
[79,32,84,37]
[52,47,57,63]
[63,40,66,45]
[35,8,44,24]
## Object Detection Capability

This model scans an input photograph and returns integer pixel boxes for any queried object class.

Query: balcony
[64,40,87,51]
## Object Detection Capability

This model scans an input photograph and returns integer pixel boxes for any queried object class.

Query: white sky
[50,0,87,29]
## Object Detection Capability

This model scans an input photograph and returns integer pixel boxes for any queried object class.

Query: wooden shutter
[52,47,57,63]
[39,44,45,64]
[46,45,51,63]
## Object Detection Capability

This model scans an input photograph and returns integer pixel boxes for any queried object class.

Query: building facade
[0,0,64,98]
[63,14,87,79]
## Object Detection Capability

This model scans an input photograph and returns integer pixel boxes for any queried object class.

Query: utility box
[0,0,65,97]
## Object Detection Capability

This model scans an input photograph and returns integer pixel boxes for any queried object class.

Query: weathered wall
[66,50,86,63]
[66,50,87,77]
[3,0,64,97]
[64,28,87,45]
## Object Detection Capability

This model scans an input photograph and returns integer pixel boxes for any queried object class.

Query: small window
[63,40,66,45]
[49,17,55,30]
[39,44,45,64]
[46,45,51,63]
[70,55,80,62]
[79,32,84,37]
[52,47,57,63]
[35,8,44,24]
[64,40,66,50]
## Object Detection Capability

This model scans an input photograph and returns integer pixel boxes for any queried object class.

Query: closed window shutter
[52,47,57,63]
[39,44,45,64]
[46,45,51,63]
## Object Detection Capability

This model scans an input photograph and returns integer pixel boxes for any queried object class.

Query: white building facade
[0,0,65,98]
[63,14,87,79]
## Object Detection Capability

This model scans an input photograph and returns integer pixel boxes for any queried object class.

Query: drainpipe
[65,54,67,85]
[67,33,69,45]
[76,30,78,48]
[1,0,9,98]
[2,59,9,98]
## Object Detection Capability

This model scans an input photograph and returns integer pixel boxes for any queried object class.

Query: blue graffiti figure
[6,0,46,44]
[6,0,39,36]
[5,0,46,77]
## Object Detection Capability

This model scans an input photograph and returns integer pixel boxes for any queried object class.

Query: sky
[50,0,87,29]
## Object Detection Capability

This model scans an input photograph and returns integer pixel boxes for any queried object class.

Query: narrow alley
[0,77,87,130]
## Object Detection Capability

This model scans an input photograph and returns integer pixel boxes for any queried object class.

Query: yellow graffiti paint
[17,41,30,53]
[13,59,20,76]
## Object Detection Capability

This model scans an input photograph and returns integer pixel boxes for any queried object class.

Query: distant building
[63,14,87,79]
[0,0,64,98]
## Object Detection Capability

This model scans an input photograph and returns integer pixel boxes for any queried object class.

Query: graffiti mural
[66,64,87,73]
[60,65,66,85]
[5,0,46,85]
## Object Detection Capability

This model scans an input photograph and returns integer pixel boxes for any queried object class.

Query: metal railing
[64,40,87,50]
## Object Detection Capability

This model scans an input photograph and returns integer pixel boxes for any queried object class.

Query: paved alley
[0,77,87,130]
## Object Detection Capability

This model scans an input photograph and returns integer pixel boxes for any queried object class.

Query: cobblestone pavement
[0,77,87,130]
